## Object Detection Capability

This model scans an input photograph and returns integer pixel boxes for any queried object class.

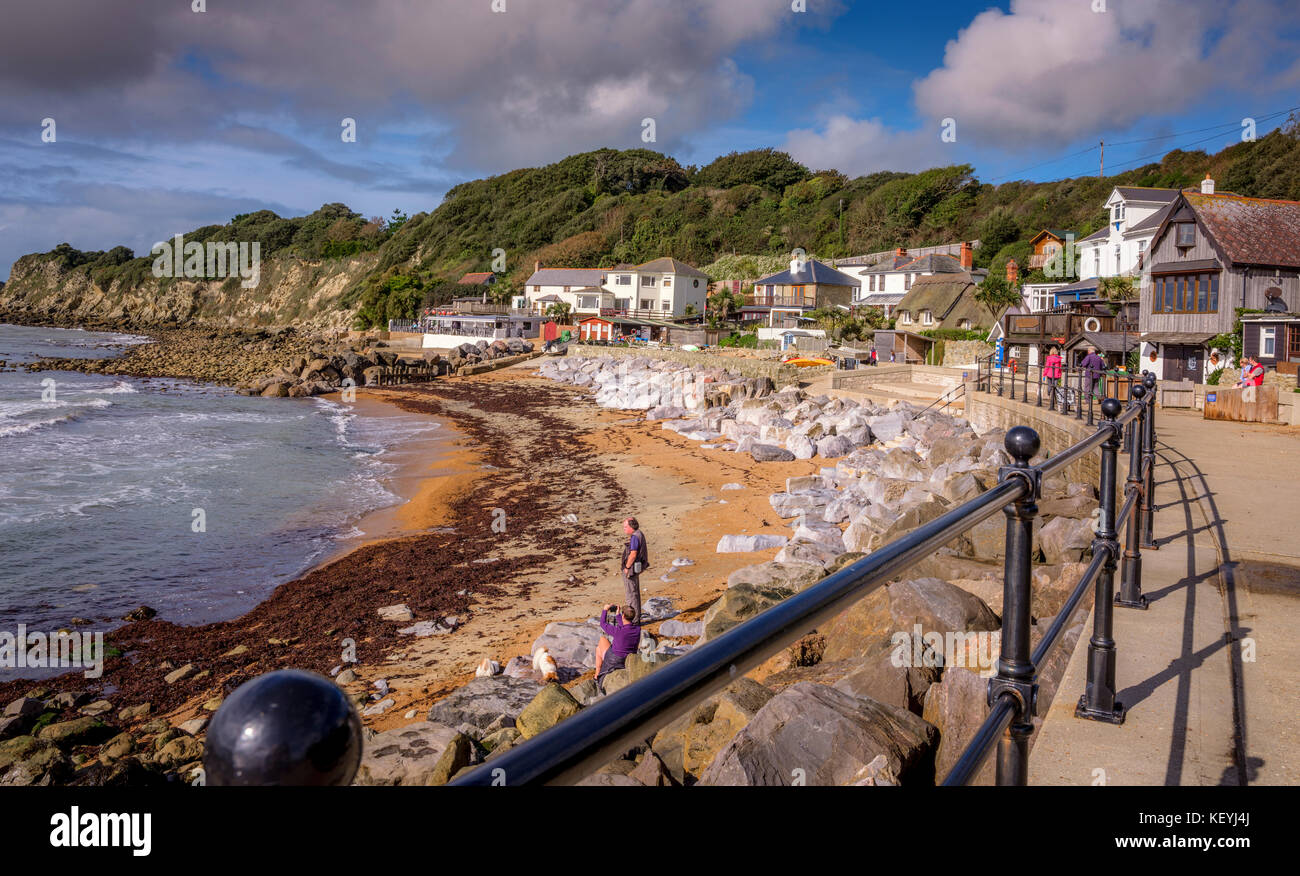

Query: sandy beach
[0,359,819,740]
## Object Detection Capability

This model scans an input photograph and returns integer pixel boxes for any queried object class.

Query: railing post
[998,359,1004,397]
[1021,364,1029,403]
[1087,378,1095,426]
[1075,369,1084,420]
[1076,397,1126,723]
[1117,384,1150,610]
[991,426,1041,786]
[1140,373,1157,550]
[1036,362,1043,407]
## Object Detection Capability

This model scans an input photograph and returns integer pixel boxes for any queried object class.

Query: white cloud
[783,115,948,176]
[912,0,1299,147]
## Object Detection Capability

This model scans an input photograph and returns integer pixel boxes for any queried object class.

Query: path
[1031,409,1300,785]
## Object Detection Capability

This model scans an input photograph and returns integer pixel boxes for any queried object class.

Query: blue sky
[1,0,1298,280]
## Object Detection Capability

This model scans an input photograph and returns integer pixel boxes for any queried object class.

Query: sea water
[0,323,439,642]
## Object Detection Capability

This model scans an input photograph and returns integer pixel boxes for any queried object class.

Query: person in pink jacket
[1043,346,1063,392]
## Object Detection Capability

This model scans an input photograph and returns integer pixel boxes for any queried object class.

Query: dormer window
[921,310,934,325]
[1175,223,1196,247]
[1113,203,1125,223]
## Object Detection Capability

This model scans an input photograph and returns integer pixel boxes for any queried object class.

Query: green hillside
[8,114,1298,330]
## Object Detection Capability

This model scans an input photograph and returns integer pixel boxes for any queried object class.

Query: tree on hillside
[693,148,811,191]
[974,275,1022,317]
[387,209,409,237]
[545,301,572,322]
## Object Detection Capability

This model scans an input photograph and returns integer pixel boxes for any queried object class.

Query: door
[1164,344,1202,383]
[1289,325,1300,363]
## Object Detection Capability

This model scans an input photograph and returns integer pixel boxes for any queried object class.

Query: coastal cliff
[0,248,376,331]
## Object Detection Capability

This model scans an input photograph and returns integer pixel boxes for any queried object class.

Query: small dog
[532,647,559,683]
[475,658,501,678]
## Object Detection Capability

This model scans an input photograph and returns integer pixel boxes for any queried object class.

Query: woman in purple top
[595,603,642,694]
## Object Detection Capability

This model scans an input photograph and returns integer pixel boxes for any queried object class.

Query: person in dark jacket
[595,603,642,693]
[1079,347,1107,399]
[620,517,648,623]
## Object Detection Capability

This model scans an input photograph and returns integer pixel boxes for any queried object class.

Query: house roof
[1030,229,1071,246]
[859,254,918,273]
[570,286,611,295]
[754,258,861,287]
[1124,202,1175,236]
[458,271,495,285]
[1078,226,1110,243]
[1140,331,1219,344]
[1113,186,1180,204]
[534,294,565,302]
[895,271,998,328]
[635,257,708,277]
[1063,331,1140,354]
[1054,277,1100,294]
[1149,258,1221,274]
[855,292,907,306]
[1175,192,1300,268]
[525,268,605,286]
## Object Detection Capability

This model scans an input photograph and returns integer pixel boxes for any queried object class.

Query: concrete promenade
[1031,409,1300,785]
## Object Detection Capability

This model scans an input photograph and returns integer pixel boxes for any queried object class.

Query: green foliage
[920,328,989,341]
[693,148,811,191]
[974,275,1021,314]
[719,331,758,348]
[1206,367,1225,386]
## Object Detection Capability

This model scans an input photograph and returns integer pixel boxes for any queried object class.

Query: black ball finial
[1101,397,1122,419]
[204,669,362,786]
[1004,425,1040,464]
[1131,384,1146,400]
[1142,373,1156,388]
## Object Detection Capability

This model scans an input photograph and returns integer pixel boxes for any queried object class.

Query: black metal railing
[443,373,1160,787]
[974,355,1139,427]
[914,382,966,419]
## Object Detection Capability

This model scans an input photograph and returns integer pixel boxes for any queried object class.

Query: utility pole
[1099,140,1104,179]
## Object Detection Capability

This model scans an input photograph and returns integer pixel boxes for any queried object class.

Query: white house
[843,243,985,316]
[1074,186,1180,281]
[521,257,708,318]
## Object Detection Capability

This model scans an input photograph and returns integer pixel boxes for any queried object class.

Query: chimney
[1201,173,1215,195]
[895,247,906,258]
[534,260,541,273]
[1006,258,1019,286]
[960,241,973,270]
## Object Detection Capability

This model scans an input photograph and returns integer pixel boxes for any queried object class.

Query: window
[899,310,912,324]
[639,299,654,310]
[1262,327,1277,357]
[693,279,700,287]
[1155,272,1219,313]
[921,310,933,325]
[959,319,971,330]
[663,277,672,287]
[563,286,571,293]
[641,275,657,287]
[904,273,913,290]
[1114,203,1125,223]
[661,300,671,312]
[531,285,540,292]
[1114,245,1122,274]
[615,274,631,286]
[1175,223,1196,247]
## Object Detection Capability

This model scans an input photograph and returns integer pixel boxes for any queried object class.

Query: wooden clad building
[1138,177,1300,382]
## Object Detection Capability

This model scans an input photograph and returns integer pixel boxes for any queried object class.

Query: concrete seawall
[964,384,1102,485]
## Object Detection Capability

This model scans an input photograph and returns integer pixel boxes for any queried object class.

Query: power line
[987,104,1298,185]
